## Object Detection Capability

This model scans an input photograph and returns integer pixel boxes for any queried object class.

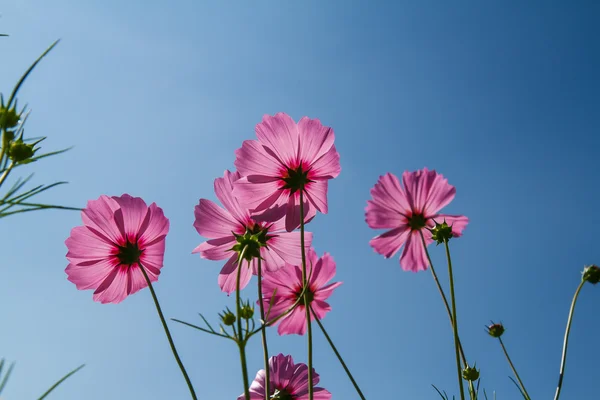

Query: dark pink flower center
[295,288,315,306]
[116,240,142,266]
[271,388,293,400]
[408,213,427,230]
[281,164,313,194]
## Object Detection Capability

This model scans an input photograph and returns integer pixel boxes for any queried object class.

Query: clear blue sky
[1,1,598,399]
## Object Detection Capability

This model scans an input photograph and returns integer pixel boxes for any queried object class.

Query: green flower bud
[462,365,480,381]
[0,106,20,129]
[429,219,453,244]
[8,140,35,162]
[219,308,236,326]
[486,322,505,338]
[239,300,254,320]
[582,265,600,285]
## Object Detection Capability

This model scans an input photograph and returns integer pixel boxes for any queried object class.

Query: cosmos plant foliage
[3,40,599,400]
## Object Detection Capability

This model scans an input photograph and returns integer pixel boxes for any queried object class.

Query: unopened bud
[462,365,480,381]
[582,265,600,285]
[486,322,505,338]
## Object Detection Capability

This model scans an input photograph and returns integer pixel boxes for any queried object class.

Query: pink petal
[422,172,457,217]
[193,237,236,260]
[369,173,411,216]
[309,252,335,290]
[65,258,116,291]
[314,282,342,302]
[214,170,251,224]
[233,177,284,212]
[270,354,296,389]
[239,369,267,400]
[65,226,115,263]
[369,226,411,258]
[278,306,307,335]
[309,144,341,180]
[111,194,150,241]
[305,180,328,214]
[297,388,332,400]
[400,230,432,272]
[365,200,408,229]
[255,113,299,167]
[285,193,315,232]
[92,267,129,304]
[310,299,332,320]
[235,139,283,177]
[193,199,242,239]
[429,214,469,237]
[218,255,253,295]
[126,264,158,296]
[139,203,170,247]
[81,195,122,245]
[297,117,335,165]
[267,231,313,267]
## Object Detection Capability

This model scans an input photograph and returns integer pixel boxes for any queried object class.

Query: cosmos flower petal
[278,307,308,335]
[313,282,343,301]
[218,255,252,295]
[214,170,250,224]
[285,194,314,232]
[140,203,170,246]
[193,199,241,239]
[270,354,296,389]
[81,195,122,244]
[92,268,128,304]
[112,194,150,240]
[305,180,328,214]
[234,139,282,178]
[400,230,432,272]
[365,199,408,229]
[193,237,236,261]
[367,173,411,216]
[66,226,116,263]
[268,231,313,267]
[255,113,299,166]
[66,258,116,290]
[309,253,335,288]
[296,388,332,400]
[369,226,411,259]
[309,145,341,180]
[422,172,457,217]
[233,177,284,212]
[238,369,267,400]
[298,116,335,165]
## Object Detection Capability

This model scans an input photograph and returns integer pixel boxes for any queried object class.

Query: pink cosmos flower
[261,249,341,336]
[65,194,169,304]
[193,170,313,294]
[365,168,469,272]
[233,113,341,232]
[238,353,331,400]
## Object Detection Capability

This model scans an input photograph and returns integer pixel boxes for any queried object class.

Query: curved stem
[443,240,465,400]
[310,306,366,400]
[498,337,530,400]
[257,258,271,400]
[236,257,251,400]
[138,264,198,400]
[299,191,314,400]
[553,280,585,400]
[419,231,468,367]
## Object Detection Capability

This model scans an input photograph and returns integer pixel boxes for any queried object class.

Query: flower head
[261,249,341,336]
[365,169,469,272]
[582,265,600,285]
[238,353,331,400]
[233,113,341,232]
[486,322,505,338]
[193,170,312,294]
[65,194,169,304]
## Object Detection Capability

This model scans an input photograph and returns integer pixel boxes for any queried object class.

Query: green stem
[553,280,585,400]
[138,264,198,400]
[498,337,530,400]
[419,231,468,367]
[310,306,366,400]
[37,364,85,400]
[236,257,251,400]
[443,240,465,400]
[257,258,271,400]
[299,190,314,400]
[0,162,14,188]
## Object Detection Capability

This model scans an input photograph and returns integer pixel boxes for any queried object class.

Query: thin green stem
[498,338,530,400]
[310,306,366,400]
[443,240,465,400]
[553,280,585,400]
[299,190,314,400]
[236,255,251,400]
[0,162,14,188]
[37,364,85,400]
[257,258,271,400]
[419,231,468,367]
[138,264,198,400]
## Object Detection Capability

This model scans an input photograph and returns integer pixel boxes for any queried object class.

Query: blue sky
[1,1,598,399]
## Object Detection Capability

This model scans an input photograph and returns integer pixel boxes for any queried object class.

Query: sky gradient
[1,1,599,399]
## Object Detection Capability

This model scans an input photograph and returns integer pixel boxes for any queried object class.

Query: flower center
[117,240,142,266]
[271,388,293,400]
[281,165,312,194]
[232,224,270,262]
[408,213,426,230]
[296,288,314,306]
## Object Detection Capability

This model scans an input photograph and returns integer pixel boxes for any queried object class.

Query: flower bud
[462,365,480,381]
[430,219,453,244]
[582,265,600,285]
[219,308,236,326]
[239,300,254,320]
[0,106,20,129]
[486,322,505,338]
[8,140,35,162]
